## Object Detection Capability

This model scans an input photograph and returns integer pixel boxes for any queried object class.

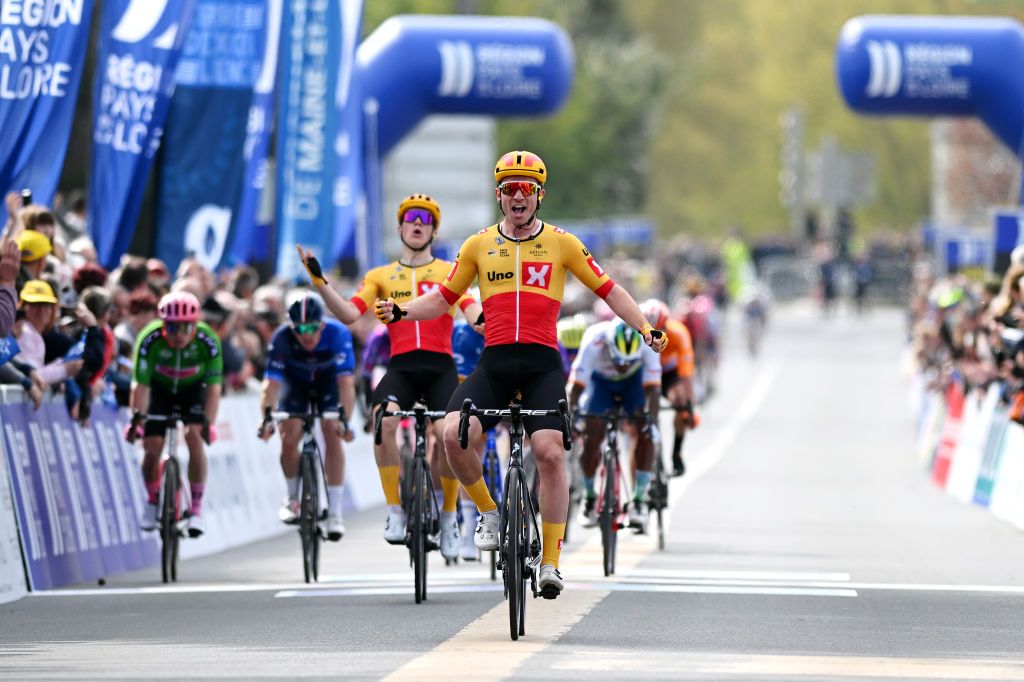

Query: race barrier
[912,375,1024,529]
[0,388,383,599]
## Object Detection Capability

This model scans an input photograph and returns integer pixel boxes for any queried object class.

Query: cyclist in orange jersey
[641,299,698,476]
[374,151,667,599]
[296,194,482,560]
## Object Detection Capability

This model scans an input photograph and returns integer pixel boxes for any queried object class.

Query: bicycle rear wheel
[411,460,429,604]
[299,452,318,583]
[504,472,524,641]
[160,458,180,584]
[600,453,618,577]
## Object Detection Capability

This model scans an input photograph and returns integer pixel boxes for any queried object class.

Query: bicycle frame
[149,411,191,584]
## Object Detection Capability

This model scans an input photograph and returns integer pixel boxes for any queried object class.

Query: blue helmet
[288,292,324,325]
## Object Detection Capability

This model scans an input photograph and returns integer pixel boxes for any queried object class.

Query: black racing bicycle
[147,409,192,584]
[271,408,338,583]
[459,398,571,641]
[375,403,445,604]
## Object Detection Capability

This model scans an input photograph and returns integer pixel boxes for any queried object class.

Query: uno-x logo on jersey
[112,0,179,47]
[522,262,551,289]
[418,282,441,296]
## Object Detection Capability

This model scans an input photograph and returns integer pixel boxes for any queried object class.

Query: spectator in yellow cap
[16,229,51,282]
[15,280,83,387]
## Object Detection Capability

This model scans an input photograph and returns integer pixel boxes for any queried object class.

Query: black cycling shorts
[372,350,458,417]
[144,382,207,437]
[660,368,680,397]
[279,375,341,417]
[447,343,565,435]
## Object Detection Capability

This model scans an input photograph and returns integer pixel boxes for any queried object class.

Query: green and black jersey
[132,320,223,391]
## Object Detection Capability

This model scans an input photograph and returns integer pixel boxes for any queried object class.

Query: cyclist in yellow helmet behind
[374,151,667,598]
[296,194,482,561]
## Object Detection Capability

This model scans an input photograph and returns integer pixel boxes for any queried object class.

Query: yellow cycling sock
[541,522,566,568]
[464,477,497,513]
[378,466,401,507]
[440,477,460,513]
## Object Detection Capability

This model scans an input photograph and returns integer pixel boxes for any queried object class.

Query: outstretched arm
[374,290,451,323]
[296,245,363,323]
[603,284,667,351]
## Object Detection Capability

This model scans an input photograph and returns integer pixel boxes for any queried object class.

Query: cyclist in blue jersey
[258,292,356,541]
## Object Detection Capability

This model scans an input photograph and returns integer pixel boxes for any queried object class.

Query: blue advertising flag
[155,0,268,273]
[274,0,342,279]
[0,1,94,221]
[227,0,282,267]
[330,0,365,267]
[89,0,196,269]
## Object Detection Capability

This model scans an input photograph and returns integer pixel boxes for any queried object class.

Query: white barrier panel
[988,423,1024,525]
[0,434,27,604]
[158,393,385,561]
[946,385,1000,503]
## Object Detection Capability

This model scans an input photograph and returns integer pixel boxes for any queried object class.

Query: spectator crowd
[908,245,1024,425]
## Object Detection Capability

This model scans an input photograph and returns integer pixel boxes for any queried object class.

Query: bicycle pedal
[539,585,561,600]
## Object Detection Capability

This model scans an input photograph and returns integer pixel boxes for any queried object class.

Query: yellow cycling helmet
[397,194,441,233]
[494,150,547,186]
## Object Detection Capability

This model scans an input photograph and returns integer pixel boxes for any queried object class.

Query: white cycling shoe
[186,512,205,538]
[140,503,158,532]
[628,501,649,530]
[460,522,480,561]
[538,564,564,599]
[327,514,345,541]
[439,514,460,561]
[384,509,407,545]
[278,498,299,524]
[474,510,500,551]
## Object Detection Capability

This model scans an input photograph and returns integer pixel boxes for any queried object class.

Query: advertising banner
[0,399,158,590]
[0,416,27,604]
[227,0,282,266]
[0,0,94,221]
[273,0,343,279]
[974,407,1011,507]
[89,0,196,268]
[946,385,1000,503]
[155,0,268,273]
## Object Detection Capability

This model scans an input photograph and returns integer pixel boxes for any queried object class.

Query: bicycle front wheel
[504,472,523,641]
[160,458,180,584]
[411,461,429,604]
[600,454,618,577]
[299,453,318,583]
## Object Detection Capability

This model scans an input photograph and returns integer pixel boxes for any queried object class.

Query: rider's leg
[321,418,345,516]
[374,401,403,508]
[279,419,303,499]
[442,412,495,512]
[531,429,568,569]
[581,418,605,498]
[668,383,689,475]
[140,434,165,504]
[631,422,654,502]
[433,419,460,514]
[183,425,207,515]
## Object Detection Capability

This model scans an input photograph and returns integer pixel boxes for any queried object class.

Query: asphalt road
[3,302,1024,681]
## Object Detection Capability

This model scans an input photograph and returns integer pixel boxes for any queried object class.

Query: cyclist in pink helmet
[126,290,223,538]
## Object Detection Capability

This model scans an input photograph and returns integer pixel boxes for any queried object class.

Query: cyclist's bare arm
[129,381,148,416]
[204,384,222,425]
[603,285,663,350]
[338,374,356,426]
[377,289,449,322]
[645,384,661,420]
[462,300,483,327]
[260,377,281,416]
[317,279,362,323]
[567,382,585,413]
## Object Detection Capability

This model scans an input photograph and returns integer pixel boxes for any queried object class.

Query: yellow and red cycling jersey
[661,318,694,378]
[351,259,473,356]
[440,223,615,349]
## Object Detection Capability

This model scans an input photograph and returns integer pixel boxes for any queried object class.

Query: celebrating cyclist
[126,292,222,538]
[257,292,355,541]
[374,151,667,598]
[640,298,698,476]
[568,320,661,529]
[296,194,482,561]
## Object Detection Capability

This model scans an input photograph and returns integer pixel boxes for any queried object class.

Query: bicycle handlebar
[373,403,446,446]
[458,398,572,451]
